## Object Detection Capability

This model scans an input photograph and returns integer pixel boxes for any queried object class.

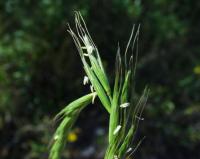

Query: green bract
[49,11,148,159]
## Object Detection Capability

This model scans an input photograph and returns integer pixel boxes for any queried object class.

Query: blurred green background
[0,0,200,159]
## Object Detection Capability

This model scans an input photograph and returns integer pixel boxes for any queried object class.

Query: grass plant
[49,11,149,159]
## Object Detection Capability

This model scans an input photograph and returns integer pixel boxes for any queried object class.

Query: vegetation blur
[0,0,200,159]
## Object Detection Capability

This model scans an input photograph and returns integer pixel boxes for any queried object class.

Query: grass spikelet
[54,92,96,121]
[49,115,78,159]
[49,12,148,159]
[49,93,95,159]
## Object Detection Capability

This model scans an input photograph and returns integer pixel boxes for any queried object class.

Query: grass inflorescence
[49,11,149,159]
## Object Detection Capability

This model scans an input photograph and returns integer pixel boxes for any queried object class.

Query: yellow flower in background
[67,131,78,143]
[193,65,200,75]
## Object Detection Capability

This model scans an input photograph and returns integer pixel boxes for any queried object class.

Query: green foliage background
[0,0,200,159]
